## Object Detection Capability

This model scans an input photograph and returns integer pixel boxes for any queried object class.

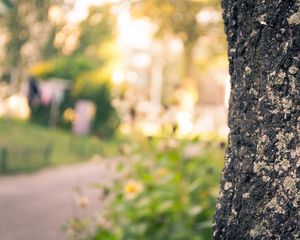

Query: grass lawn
[0,119,121,173]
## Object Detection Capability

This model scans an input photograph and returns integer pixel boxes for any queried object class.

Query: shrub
[67,138,224,240]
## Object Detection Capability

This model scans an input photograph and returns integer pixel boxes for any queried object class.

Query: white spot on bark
[288,12,300,25]
[282,98,293,113]
[278,70,286,79]
[283,41,289,53]
[280,159,290,171]
[229,48,236,53]
[257,14,267,25]
[288,66,298,75]
[274,70,286,84]
[224,182,232,190]
[262,176,270,182]
[253,161,269,173]
[266,197,285,214]
[242,192,250,199]
[245,66,252,75]
[249,222,270,237]
[283,176,296,191]
[276,132,293,151]
[231,208,237,216]
[288,75,297,93]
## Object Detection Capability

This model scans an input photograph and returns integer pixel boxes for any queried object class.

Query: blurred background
[0,0,229,239]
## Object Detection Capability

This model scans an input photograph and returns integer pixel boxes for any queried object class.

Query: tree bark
[214,0,300,239]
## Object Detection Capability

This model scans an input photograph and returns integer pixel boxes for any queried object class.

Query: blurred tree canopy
[30,4,119,137]
[30,56,98,81]
[31,4,116,82]
[0,0,119,137]
[0,0,13,14]
[131,0,221,79]
[0,0,62,82]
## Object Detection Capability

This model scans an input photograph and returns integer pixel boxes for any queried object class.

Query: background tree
[0,0,13,15]
[131,0,221,80]
[214,0,299,239]
[31,4,119,137]
[0,0,63,83]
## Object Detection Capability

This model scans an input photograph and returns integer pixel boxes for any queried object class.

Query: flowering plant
[91,138,224,240]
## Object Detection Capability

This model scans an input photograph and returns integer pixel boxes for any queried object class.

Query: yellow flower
[63,108,76,123]
[29,61,53,76]
[123,180,144,200]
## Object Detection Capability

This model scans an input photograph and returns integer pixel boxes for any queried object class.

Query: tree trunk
[183,43,194,80]
[214,0,300,239]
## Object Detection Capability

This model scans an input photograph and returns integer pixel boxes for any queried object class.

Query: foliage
[131,0,221,76]
[1,1,28,69]
[31,55,99,81]
[31,4,116,81]
[0,119,121,173]
[75,5,116,58]
[72,72,119,138]
[0,0,13,15]
[0,0,61,75]
[132,0,216,47]
[29,4,119,136]
[30,104,51,126]
[67,137,224,240]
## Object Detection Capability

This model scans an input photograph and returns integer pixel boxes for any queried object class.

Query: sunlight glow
[48,5,65,25]
[67,0,104,23]
[131,53,152,68]
[112,70,125,85]
[118,13,155,50]
[5,94,31,120]
[176,111,194,137]
[196,8,221,25]
[138,121,161,137]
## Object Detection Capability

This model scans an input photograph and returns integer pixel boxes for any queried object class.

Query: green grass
[0,119,121,173]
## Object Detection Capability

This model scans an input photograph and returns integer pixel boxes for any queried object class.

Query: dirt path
[0,159,118,240]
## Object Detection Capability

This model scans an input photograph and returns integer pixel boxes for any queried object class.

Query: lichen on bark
[213,0,300,239]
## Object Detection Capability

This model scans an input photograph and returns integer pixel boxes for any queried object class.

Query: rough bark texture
[214,0,300,239]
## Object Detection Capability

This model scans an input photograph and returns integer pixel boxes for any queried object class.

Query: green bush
[71,72,119,138]
[29,4,118,136]
[30,59,119,137]
[67,138,224,240]
[31,55,100,81]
